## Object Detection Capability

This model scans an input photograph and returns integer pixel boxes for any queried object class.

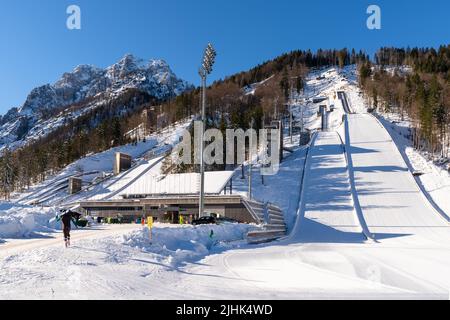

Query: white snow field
[0,223,254,299]
[1,66,450,299]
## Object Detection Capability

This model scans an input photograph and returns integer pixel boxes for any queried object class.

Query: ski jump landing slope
[294,131,366,243]
[346,113,450,244]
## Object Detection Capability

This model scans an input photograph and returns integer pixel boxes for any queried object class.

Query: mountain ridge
[0,54,192,151]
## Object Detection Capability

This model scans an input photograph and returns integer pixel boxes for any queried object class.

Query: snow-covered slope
[0,54,192,151]
[13,118,193,206]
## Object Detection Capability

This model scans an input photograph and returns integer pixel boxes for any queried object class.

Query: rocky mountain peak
[0,55,192,151]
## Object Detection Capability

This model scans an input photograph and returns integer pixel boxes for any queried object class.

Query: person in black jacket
[57,210,81,248]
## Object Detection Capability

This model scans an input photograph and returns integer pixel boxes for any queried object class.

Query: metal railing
[247,201,287,244]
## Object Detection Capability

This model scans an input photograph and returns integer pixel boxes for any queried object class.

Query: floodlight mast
[198,43,216,218]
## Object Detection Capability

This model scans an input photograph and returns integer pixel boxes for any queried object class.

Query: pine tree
[296,76,304,94]
[337,49,348,69]
[0,148,15,200]
[372,87,379,111]
[279,67,290,101]
[358,61,372,87]
[112,117,122,146]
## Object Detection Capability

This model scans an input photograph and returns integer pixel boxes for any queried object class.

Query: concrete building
[142,106,169,135]
[113,153,132,176]
[79,195,266,224]
[74,152,285,227]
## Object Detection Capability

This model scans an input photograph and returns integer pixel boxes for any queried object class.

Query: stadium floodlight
[200,44,216,76]
[198,43,217,218]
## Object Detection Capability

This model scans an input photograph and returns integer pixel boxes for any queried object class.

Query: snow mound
[121,223,255,266]
[0,203,58,239]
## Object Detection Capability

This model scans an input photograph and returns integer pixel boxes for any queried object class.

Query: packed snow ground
[2,66,450,299]
[0,223,254,299]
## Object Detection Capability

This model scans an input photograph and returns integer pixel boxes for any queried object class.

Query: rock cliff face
[0,54,192,151]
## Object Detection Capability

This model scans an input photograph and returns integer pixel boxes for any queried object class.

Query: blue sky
[0,0,449,115]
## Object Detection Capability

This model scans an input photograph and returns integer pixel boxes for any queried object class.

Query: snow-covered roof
[118,171,234,198]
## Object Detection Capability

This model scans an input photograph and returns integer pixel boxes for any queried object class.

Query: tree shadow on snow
[294,218,366,244]
[354,165,409,173]
[348,145,379,155]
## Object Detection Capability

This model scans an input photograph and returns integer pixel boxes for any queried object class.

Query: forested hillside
[162,49,368,173]
[359,46,450,159]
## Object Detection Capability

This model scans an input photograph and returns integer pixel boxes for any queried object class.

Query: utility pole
[198,43,217,218]
[261,115,265,186]
[273,96,279,121]
[289,76,302,145]
[199,73,206,217]
[289,84,293,144]
[300,98,305,146]
[300,98,304,133]
[248,118,255,199]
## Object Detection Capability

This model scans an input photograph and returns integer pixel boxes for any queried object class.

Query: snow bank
[121,223,255,266]
[0,203,58,239]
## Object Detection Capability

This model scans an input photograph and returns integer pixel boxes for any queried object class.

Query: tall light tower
[198,43,217,218]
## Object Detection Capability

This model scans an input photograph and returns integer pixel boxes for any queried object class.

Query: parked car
[119,216,133,224]
[75,218,89,228]
[192,216,217,226]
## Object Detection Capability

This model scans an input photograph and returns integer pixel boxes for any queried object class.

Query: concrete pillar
[68,177,82,195]
[320,105,329,131]
[114,153,132,175]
